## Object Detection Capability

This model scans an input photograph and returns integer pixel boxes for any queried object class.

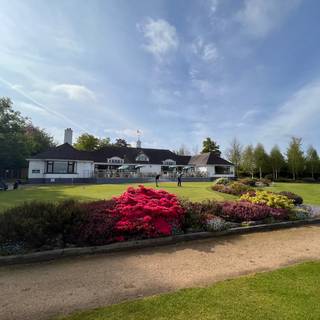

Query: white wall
[28,160,94,179]
[139,164,162,174]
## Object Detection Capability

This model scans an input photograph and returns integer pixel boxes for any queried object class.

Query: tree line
[224,137,319,180]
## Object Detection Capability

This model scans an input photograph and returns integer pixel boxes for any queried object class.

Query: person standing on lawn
[155,174,160,187]
[177,172,183,187]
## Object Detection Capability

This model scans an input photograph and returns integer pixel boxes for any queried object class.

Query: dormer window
[135,153,149,162]
[163,159,176,165]
[107,157,124,164]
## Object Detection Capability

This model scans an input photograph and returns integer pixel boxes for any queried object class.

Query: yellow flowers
[240,190,294,209]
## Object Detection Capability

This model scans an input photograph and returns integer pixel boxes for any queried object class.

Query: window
[107,157,124,164]
[32,169,40,174]
[163,159,176,166]
[46,161,76,174]
[215,166,231,174]
[135,153,149,162]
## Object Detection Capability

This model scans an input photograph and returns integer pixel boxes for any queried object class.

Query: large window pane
[53,161,68,173]
[215,166,231,174]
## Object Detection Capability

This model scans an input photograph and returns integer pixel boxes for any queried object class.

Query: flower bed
[0,185,316,256]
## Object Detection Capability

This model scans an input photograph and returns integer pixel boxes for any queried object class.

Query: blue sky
[1,0,320,155]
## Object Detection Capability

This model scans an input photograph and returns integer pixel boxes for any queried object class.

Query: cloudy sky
[1,0,319,154]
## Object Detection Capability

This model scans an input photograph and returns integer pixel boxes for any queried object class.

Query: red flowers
[112,185,184,237]
[78,186,185,245]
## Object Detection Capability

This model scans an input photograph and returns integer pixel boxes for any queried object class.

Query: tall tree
[0,97,55,172]
[225,138,242,177]
[254,143,269,179]
[114,138,130,148]
[98,137,111,149]
[286,137,305,180]
[269,145,285,180]
[242,145,255,178]
[74,133,100,151]
[305,145,319,179]
[175,144,190,156]
[201,137,221,156]
[25,124,56,155]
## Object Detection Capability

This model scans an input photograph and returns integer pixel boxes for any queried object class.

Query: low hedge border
[1,217,320,266]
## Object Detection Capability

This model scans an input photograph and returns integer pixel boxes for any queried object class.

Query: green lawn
[0,182,235,211]
[57,261,320,320]
[267,182,320,206]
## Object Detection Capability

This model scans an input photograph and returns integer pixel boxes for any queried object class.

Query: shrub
[221,201,288,222]
[111,186,185,238]
[240,190,294,209]
[214,177,230,185]
[278,191,303,205]
[0,200,86,250]
[238,178,257,187]
[257,178,272,187]
[77,200,118,245]
[180,200,222,230]
[289,207,310,221]
[212,182,253,196]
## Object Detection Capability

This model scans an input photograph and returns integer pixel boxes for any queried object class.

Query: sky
[1,0,320,155]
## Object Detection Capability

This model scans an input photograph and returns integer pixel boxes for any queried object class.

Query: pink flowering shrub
[221,201,289,222]
[112,186,185,238]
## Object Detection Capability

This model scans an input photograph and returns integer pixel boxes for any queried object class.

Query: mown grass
[57,261,320,320]
[267,182,320,206]
[0,182,236,211]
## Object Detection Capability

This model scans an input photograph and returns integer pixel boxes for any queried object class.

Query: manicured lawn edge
[1,217,320,266]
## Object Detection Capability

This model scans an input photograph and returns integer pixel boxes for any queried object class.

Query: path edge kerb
[1,218,320,266]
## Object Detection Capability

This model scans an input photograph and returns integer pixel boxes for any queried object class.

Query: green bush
[0,200,86,250]
[238,178,257,186]
[214,177,230,185]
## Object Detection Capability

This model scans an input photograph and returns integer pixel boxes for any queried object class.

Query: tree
[269,145,285,180]
[114,138,130,148]
[286,137,305,180]
[74,134,100,151]
[225,138,242,177]
[242,145,255,178]
[98,137,111,149]
[0,97,55,174]
[201,137,221,156]
[25,124,56,155]
[175,144,190,156]
[254,143,269,179]
[305,145,319,179]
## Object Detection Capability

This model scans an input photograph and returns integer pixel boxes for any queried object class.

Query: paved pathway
[1,225,320,320]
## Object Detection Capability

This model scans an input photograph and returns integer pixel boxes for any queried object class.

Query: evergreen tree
[201,137,221,156]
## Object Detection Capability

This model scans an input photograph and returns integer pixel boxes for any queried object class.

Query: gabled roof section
[29,143,93,161]
[189,152,233,166]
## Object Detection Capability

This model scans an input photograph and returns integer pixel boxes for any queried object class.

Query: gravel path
[1,225,320,320]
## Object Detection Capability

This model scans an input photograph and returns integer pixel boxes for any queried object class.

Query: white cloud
[237,0,301,37]
[241,109,260,121]
[259,80,320,141]
[137,18,179,60]
[104,128,142,138]
[52,84,96,102]
[209,0,219,14]
[192,38,218,62]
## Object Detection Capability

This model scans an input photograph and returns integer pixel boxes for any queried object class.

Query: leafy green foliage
[201,137,221,155]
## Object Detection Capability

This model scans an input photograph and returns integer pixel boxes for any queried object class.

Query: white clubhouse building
[28,129,235,183]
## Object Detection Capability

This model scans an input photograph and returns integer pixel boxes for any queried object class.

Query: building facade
[27,130,235,183]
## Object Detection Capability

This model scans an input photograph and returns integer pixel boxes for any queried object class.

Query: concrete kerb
[1,218,320,266]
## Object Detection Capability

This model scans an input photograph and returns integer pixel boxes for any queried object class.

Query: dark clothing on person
[155,174,160,187]
[13,181,19,190]
[177,173,182,187]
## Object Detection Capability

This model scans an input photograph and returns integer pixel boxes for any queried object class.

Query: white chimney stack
[64,128,73,145]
